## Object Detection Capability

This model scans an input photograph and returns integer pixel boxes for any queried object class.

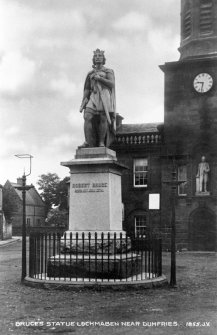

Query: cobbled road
[0,240,217,335]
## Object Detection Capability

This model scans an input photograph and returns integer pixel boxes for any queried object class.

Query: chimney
[17,178,23,185]
[116,113,124,129]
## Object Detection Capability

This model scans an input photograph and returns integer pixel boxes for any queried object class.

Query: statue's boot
[98,133,106,147]
[78,141,89,148]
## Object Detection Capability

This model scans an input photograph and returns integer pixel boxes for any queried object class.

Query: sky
[0,0,180,188]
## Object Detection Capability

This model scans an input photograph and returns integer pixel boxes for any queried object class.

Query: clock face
[193,73,213,93]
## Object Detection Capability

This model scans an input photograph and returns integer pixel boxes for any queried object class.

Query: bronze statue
[79,49,116,148]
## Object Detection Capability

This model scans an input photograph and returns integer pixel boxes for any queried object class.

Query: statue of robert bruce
[79,49,116,148]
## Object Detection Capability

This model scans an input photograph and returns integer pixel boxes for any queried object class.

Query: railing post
[29,232,34,278]
[159,238,162,276]
[21,175,26,282]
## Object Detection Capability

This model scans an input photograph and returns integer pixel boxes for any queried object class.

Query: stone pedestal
[61,147,127,232]
[46,148,137,280]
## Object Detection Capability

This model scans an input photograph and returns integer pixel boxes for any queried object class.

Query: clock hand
[197,82,204,92]
[201,82,204,92]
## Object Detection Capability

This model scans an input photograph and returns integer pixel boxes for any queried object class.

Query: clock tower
[179,0,217,60]
[160,0,217,250]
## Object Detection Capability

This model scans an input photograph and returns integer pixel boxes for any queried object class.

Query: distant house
[3,179,46,236]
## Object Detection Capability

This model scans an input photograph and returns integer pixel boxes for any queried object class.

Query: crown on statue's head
[92,48,106,65]
[93,49,105,56]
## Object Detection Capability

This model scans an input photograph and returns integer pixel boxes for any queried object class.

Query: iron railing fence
[29,232,162,282]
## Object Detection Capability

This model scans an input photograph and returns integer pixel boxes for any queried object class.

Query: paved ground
[0,239,217,335]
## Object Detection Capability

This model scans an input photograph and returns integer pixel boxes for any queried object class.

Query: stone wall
[0,186,12,240]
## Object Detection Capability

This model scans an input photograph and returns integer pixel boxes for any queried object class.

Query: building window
[178,165,187,196]
[200,0,213,35]
[133,158,148,187]
[183,2,192,39]
[26,218,31,227]
[37,219,41,226]
[135,216,147,238]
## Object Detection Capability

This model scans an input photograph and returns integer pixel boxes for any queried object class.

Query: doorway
[189,209,216,251]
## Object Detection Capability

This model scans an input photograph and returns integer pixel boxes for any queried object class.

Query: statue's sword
[96,82,112,125]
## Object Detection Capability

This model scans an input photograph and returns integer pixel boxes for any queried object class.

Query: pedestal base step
[47,254,142,279]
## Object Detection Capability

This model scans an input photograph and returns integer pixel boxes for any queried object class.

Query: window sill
[134,186,148,189]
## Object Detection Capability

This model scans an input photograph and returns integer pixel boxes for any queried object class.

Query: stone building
[112,120,163,240]
[112,0,217,251]
[3,179,46,236]
[0,185,12,240]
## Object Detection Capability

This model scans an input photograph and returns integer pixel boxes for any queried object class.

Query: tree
[46,208,68,227]
[37,173,69,215]
[55,176,70,210]
[2,187,17,222]
[37,173,60,214]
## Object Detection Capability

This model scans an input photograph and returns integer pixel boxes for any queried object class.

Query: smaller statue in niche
[196,156,210,193]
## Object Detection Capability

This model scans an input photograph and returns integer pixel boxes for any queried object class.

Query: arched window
[183,1,192,39]
[200,0,213,34]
